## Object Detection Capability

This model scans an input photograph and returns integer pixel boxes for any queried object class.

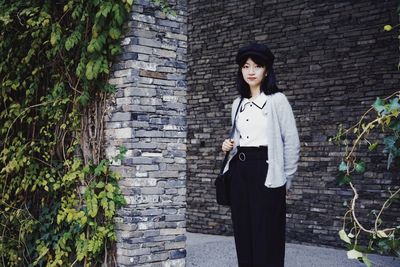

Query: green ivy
[332,89,400,266]
[0,0,136,265]
[335,94,400,266]
[332,96,400,267]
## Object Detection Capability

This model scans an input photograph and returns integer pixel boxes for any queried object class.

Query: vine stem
[342,209,352,229]
[349,182,374,234]
[345,116,382,160]
[104,239,108,266]
[349,182,397,235]
[374,187,400,233]
[4,101,53,147]
[71,258,78,266]
[1,221,6,267]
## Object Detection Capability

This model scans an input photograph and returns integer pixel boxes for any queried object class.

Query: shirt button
[247,136,249,139]
[246,119,249,122]
[250,104,253,107]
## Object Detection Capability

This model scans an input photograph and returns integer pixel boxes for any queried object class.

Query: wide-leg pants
[230,146,286,267]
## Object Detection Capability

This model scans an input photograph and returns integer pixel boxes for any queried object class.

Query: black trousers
[230,146,286,267]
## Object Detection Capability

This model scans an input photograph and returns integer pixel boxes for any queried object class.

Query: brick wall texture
[104,0,187,266]
[186,0,400,247]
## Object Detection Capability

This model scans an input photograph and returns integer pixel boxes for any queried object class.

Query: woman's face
[241,57,267,89]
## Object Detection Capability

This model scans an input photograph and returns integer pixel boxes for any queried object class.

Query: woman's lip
[247,77,256,80]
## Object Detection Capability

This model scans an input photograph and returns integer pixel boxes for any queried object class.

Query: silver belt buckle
[238,152,246,161]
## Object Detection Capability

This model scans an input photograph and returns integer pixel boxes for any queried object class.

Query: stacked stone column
[104,0,187,266]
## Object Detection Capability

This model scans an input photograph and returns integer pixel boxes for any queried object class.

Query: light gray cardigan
[223,92,300,189]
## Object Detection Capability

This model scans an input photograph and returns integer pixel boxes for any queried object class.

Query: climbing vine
[331,7,400,267]
[332,92,400,266]
[0,0,173,266]
[332,5,400,267]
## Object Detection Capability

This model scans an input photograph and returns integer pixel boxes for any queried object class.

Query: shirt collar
[252,92,268,109]
[241,92,268,111]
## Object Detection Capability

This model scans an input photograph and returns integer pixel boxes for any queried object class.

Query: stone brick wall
[104,0,187,266]
[186,0,400,247]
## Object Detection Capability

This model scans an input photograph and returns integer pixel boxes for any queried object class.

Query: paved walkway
[186,232,400,267]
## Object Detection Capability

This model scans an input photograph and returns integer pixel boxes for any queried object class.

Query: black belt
[236,146,268,162]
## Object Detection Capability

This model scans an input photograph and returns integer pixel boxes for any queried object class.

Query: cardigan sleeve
[275,93,300,189]
[231,97,241,125]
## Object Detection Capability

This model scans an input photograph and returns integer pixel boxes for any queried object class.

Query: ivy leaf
[105,183,114,193]
[339,161,348,172]
[96,181,105,188]
[108,28,121,39]
[362,254,372,267]
[92,59,102,78]
[78,91,90,106]
[100,3,112,17]
[119,147,128,160]
[109,200,115,214]
[110,45,122,55]
[101,197,108,209]
[94,160,107,176]
[80,215,87,226]
[103,84,116,93]
[339,173,352,186]
[89,197,98,218]
[383,136,397,151]
[372,97,385,114]
[87,42,95,53]
[113,4,124,25]
[339,229,351,244]
[50,23,61,46]
[101,59,109,74]
[65,31,81,51]
[65,38,74,51]
[82,164,90,174]
[388,97,400,113]
[378,239,392,254]
[368,142,378,151]
[383,136,399,169]
[377,230,388,238]
[347,249,363,259]
[355,161,365,173]
[389,120,400,132]
[85,60,94,80]
[87,37,103,53]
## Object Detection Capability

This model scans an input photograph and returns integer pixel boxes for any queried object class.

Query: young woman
[221,43,300,267]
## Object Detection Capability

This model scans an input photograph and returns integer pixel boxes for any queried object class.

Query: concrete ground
[186,232,400,267]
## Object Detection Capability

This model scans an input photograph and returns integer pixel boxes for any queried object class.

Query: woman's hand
[222,139,234,152]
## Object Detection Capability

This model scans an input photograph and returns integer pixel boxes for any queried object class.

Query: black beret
[236,43,275,67]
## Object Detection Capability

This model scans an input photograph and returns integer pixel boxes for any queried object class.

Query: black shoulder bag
[215,98,243,206]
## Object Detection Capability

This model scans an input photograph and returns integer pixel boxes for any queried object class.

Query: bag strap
[219,97,244,175]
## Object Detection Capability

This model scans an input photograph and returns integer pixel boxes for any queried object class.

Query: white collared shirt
[224,92,300,189]
[236,92,269,147]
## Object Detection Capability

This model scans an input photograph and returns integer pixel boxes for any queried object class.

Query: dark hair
[236,54,281,98]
